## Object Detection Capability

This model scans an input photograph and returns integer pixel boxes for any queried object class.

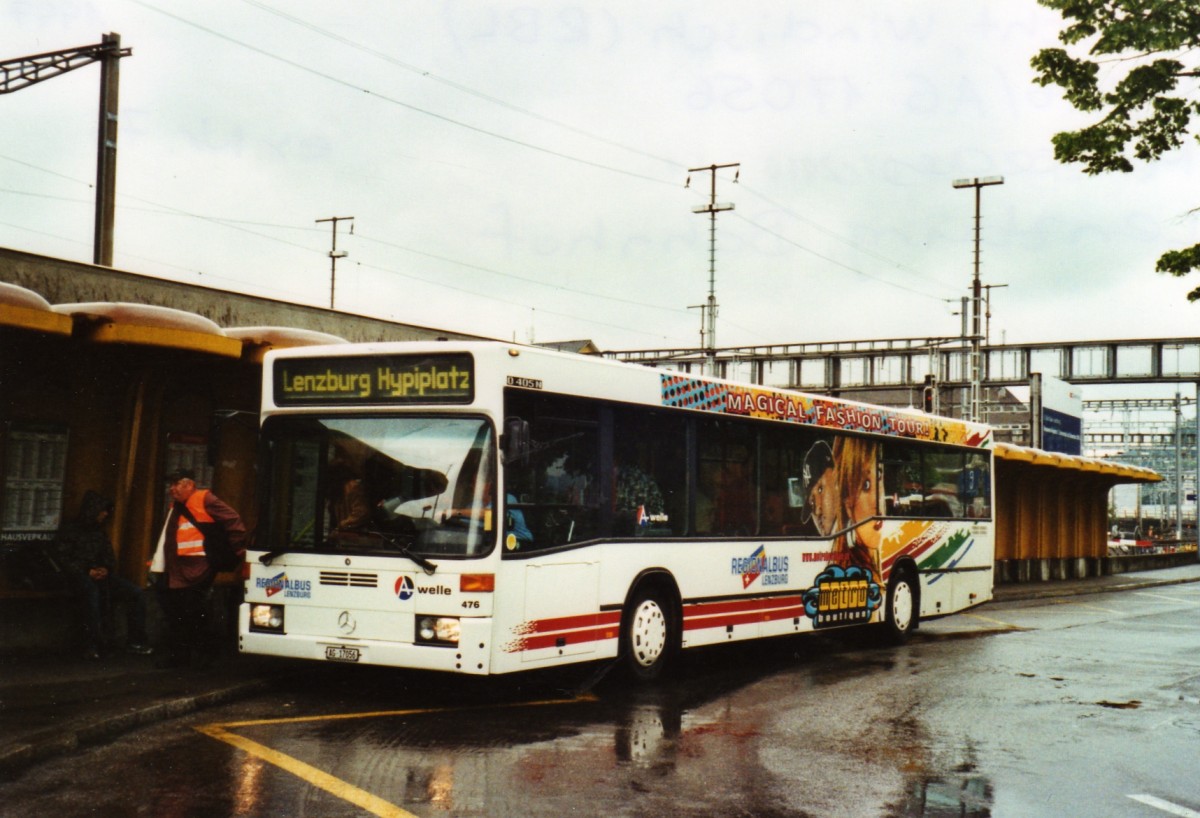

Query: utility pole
[0,34,133,266]
[687,304,708,352]
[1176,391,1184,540]
[316,216,354,309]
[93,33,123,267]
[982,283,1007,346]
[952,175,1004,423]
[687,162,739,376]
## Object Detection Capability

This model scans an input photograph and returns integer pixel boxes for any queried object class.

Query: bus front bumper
[239,612,494,675]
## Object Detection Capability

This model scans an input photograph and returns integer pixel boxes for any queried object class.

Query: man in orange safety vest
[151,468,246,669]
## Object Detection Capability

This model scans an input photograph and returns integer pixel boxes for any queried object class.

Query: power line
[237,0,680,173]
[353,230,692,318]
[133,1,677,187]
[0,153,696,332]
[240,0,969,308]
[349,256,692,344]
[733,213,954,301]
[737,181,961,294]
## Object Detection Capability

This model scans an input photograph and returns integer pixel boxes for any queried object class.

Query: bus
[240,341,994,679]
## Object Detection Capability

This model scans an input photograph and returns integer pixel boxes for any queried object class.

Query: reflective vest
[175,489,213,558]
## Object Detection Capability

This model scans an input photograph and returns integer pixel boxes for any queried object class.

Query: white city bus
[240,341,994,679]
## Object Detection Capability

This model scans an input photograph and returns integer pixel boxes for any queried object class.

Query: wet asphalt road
[2,584,1199,817]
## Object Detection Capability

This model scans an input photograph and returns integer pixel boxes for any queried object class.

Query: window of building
[1,422,68,541]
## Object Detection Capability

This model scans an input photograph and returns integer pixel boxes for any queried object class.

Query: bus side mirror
[501,417,530,464]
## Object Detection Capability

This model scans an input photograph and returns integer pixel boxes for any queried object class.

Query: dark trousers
[157,580,214,662]
[65,572,149,650]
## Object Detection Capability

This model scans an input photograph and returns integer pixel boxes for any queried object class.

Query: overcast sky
[3,1,1199,359]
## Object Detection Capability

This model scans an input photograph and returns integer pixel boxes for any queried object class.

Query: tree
[1031,0,1200,298]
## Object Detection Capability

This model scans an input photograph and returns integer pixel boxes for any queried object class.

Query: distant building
[536,339,603,356]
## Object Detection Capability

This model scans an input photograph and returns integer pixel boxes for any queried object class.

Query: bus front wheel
[883,568,917,644]
[622,585,678,681]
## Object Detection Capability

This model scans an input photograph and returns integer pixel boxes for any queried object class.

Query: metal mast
[687,162,739,376]
[1,34,133,266]
[952,175,1003,423]
[316,216,354,309]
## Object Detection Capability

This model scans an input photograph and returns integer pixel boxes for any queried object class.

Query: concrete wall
[0,246,489,343]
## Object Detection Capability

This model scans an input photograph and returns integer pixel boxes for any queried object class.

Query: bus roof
[265,340,992,449]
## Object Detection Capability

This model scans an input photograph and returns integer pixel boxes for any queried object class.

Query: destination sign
[273,353,473,405]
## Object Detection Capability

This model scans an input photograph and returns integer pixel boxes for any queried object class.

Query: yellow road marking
[195,694,598,816]
[196,723,417,818]
[211,693,597,729]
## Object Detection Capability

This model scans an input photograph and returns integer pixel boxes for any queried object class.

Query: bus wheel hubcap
[631,599,667,667]
[892,581,913,631]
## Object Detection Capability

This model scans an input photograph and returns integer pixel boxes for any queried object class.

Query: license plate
[325,645,361,663]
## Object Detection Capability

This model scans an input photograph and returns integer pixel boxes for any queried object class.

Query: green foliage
[1034,1,1200,287]
[1156,243,1200,298]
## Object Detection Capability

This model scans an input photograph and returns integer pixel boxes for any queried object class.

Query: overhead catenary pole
[982,282,1007,347]
[93,33,123,267]
[1176,391,1184,540]
[316,216,354,309]
[952,175,1004,423]
[0,33,133,266]
[687,162,739,376]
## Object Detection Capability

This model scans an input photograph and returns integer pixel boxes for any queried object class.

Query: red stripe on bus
[507,625,621,652]
[682,597,805,631]
[685,595,804,618]
[514,610,622,636]
[508,595,805,653]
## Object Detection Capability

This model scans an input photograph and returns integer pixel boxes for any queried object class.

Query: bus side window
[882,443,923,517]
[502,391,600,550]
[922,450,965,518]
[611,407,687,538]
[959,454,991,518]
[759,425,824,537]
[696,419,757,537]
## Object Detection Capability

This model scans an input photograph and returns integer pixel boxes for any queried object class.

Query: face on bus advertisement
[801,440,836,535]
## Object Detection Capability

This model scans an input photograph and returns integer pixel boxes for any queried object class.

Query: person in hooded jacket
[53,491,152,660]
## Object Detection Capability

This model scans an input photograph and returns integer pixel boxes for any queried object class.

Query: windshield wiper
[258,532,438,575]
[259,550,287,566]
[366,529,438,575]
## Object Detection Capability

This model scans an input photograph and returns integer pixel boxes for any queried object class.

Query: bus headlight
[416,615,460,646]
[250,603,285,633]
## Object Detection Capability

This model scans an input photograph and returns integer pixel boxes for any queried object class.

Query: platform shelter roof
[995,442,1161,484]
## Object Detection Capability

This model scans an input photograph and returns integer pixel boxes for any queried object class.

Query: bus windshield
[259,415,496,558]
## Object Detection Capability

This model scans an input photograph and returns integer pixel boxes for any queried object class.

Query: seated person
[53,491,151,659]
[330,472,370,531]
[325,460,376,545]
[505,493,534,550]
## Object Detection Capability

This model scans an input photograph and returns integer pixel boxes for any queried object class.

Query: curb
[993,574,1200,604]
[0,676,279,780]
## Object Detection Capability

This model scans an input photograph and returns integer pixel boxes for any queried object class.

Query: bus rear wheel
[622,586,677,682]
[883,568,917,644]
